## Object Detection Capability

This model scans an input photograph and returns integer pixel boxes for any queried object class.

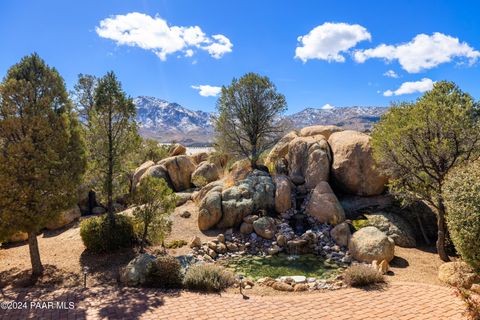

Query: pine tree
[88,71,139,224]
[0,53,86,276]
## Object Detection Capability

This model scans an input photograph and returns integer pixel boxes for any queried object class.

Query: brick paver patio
[0,282,465,319]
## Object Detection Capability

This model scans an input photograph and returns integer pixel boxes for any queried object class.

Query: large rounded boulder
[274,174,292,214]
[348,226,395,263]
[253,216,276,239]
[364,212,416,248]
[131,160,155,192]
[45,205,81,230]
[158,155,196,192]
[120,254,156,286]
[305,181,345,225]
[299,125,342,139]
[191,162,220,187]
[218,170,274,229]
[287,135,331,189]
[198,189,223,231]
[265,131,298,166]
[328,130,387,196]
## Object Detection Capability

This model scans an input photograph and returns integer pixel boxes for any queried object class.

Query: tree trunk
[28,232,43,276]
[107,108,115,226]
[140,224,148,253]
[436,199,450,262]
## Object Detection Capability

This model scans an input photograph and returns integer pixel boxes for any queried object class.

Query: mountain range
[134,96,388,146]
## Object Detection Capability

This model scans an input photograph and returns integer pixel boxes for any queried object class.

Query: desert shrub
[444,161,480,271]
[165,239,188,249]
[191,175,209,188]
[344,264,385,287]
[183,264,235,292]
[145,255,183,288]
[80,215,135,253]
[352,219,370,231]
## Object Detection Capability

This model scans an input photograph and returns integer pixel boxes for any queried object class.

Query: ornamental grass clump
[183,264,235,292]
[344,264,385,287]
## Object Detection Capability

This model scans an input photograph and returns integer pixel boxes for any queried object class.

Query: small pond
[220,254,341,280]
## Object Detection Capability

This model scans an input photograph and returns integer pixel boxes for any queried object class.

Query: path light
[83,266,89,288]
[237,274,249,300]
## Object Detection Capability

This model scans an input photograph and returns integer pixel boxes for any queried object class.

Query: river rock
[253,216,276,239]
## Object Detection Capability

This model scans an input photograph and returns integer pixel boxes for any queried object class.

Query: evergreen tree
[89,71,139,224]
[0,53,86,276]
[371,81,480,261]
[214,73,287,168]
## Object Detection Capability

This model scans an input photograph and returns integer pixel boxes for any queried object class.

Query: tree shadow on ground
[0,265,81,289]
[79,247,137,286]
[355,282,390,292]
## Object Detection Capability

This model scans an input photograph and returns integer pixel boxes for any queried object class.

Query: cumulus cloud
[96,12,233,61]
[355,33,480,73]
[383,78,434,97]
[321,103,335,110]
[191,85,222,97]
[295,22,371,62]
[383,70,399,78]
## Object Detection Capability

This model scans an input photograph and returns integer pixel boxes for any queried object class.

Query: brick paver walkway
[0,282,464,320]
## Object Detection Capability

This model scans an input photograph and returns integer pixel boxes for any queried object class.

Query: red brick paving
[0,282,465,320]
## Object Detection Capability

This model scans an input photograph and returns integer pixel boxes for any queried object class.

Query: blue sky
[1,0,480,114]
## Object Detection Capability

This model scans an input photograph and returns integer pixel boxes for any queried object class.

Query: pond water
[221,254,341,280]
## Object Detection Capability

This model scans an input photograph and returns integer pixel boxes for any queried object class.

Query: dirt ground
[0,200,447,292]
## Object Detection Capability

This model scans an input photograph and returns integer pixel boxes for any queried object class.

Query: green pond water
[221,254,341,280]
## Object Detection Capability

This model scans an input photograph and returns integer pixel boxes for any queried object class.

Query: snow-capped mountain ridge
[134,96,388,145]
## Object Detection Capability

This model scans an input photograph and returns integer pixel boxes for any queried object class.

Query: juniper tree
[214,73,287,169]
[371,81,480,261]
[88,72,139,224]
[0,53,86,276]
[131,176,176,252]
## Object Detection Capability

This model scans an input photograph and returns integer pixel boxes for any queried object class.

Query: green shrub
[80,215,135,253]
[183,264,235,292]
[343,264,385,287]
[444,161,480,271]
[145,255,183,288]
[165,239,188,249]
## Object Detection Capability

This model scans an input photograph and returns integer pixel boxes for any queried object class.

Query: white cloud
[383,78,434,96]
[295,22,371,63]
[355,32,480,73]
[321,103,335,110]
[191,85,222,97]
[383,70,399,78]
[96,12,233,61]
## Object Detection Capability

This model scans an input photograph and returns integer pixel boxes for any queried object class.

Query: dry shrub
[183,264,235,292]
[344,264,385,287]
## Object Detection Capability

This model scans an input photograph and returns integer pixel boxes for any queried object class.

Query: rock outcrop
[287,135,331,189]
[348,226,395,263]
[131,160,155,191]
[169,143,186,156]
[265,131,298,165]
[328,130,387,196]
[305,182,345,225]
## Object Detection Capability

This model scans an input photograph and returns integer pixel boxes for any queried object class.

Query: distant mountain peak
[133,96,388,145]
